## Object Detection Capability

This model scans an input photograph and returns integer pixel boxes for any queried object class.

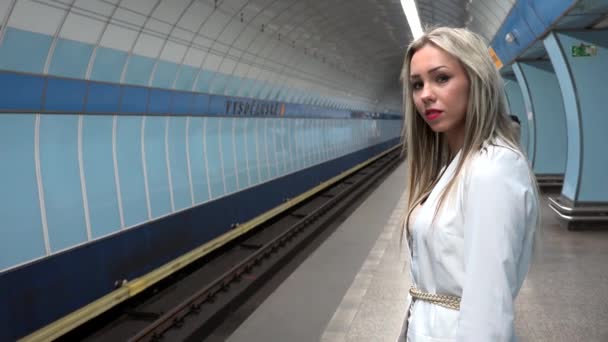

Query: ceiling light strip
[401,0,423,40]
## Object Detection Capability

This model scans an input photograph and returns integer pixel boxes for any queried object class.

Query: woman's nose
[420,85,435,103]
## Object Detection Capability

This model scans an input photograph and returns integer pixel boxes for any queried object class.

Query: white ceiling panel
[60,12,105,44]
[200,10,232,38]
[183,46,206,67]
[99,23,139,51]
[8,0,66,35]
[133,32,164,58]
[177,1,214,32]
[159,40,187,63]
[152,0,191,25]
[172,27,194,42]
[145,17,172,36]
[202,52,222,69]
[0,0,12,25]
[73,0,116,17]
[112,7,146,29]
[121,0,158,16]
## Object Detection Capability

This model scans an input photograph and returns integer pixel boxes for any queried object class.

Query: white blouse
[401,140,538,342]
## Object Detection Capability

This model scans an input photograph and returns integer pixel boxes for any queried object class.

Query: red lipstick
[425,109,442,121]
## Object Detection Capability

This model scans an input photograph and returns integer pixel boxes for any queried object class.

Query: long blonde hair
[400,27,540,240]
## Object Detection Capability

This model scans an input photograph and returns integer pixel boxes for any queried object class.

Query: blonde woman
[398,27,540,341]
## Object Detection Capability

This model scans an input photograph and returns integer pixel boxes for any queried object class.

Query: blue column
[544,30,608,204]
[512,61,567,176]
[503,75,529,153]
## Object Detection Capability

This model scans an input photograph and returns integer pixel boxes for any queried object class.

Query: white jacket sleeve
[455,152,530,341]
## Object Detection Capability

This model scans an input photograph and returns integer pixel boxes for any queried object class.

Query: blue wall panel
[120,86,149,114]
[246,118,260,186]
[0,114,45,271]
[321,121,332,161]
[205,118,224,198]
[261,81,274,99]
[210,73,229,95]
[258,118,271,182]
[89,47,128,83]
[152,60,178,89]
[220,118,238,194]
[0,72,45,112]
[0,70,397,119]
[193,93,210,115]
[278,119,288,173]
[267,119,281,179]
[225,75,241,96]
[288,119,298,171]
[0,28,52,73]
[235,118,249,189]
[124,55,154,86]
[168,117,191,210]
[195,70,215,93]
[39,115,87,251]
[569,30,608,202]
[82,115,121,238]
[268,85,279,101]
[208,94,225,116]
[546,30,608,202]
[259,82,273,99]
[48,38,93,78]
[256,82,270,99]
[297,119,307,168]
[174,65,197,91]
[116,116,148,227]
[44,78,86,113]
[238,78,255,97]
[148,89,171,114]
[519,61,567,174]
[188,117,210,204]
[171,92,194,115]
[283,119,292,171]
[275,87,285,101]
[86,82,121,113]
[144,117,172,217]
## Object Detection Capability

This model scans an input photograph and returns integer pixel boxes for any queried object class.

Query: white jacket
[400,140,538,342]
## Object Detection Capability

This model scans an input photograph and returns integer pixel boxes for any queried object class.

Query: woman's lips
[425,110,442,121]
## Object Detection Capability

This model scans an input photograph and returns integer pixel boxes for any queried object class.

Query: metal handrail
[548,204,608,222]
[548,196,608,214]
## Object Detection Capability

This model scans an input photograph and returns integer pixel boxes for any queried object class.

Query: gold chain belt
[409,287,461,310]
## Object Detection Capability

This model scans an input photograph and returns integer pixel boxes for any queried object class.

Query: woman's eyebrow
[410,65,448,78]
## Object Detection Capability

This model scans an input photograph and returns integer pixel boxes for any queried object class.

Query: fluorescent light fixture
[400,0,423,40]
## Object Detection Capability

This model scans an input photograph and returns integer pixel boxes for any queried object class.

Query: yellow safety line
[20,143,402,342]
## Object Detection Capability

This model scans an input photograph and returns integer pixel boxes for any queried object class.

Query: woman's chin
[427,123,447,133]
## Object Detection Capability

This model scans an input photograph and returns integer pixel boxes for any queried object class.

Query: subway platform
[225,162,608,342]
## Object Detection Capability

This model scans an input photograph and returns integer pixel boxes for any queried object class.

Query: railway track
[59,147,403,342]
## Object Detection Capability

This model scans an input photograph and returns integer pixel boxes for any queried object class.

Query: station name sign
[225,100,285,117]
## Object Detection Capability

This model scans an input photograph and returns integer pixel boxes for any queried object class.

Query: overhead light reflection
[400,0,423,40]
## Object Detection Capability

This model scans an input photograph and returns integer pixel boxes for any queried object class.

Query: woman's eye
[411,81,423,90]
[437,74,450,83]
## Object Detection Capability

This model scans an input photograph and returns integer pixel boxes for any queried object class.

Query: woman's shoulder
[466,139,531,182]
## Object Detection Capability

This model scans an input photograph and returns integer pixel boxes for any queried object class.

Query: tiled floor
[514,197,608,342]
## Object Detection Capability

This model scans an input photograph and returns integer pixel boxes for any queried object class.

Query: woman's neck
[445,125,465,155]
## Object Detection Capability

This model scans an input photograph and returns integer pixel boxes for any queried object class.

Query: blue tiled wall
[0,27,402,273]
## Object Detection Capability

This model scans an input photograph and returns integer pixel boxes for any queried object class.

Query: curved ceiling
[0,0,516,112]
[200,0,513,110]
